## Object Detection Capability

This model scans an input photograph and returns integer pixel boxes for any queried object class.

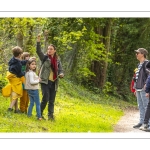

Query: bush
[0,76,8,93]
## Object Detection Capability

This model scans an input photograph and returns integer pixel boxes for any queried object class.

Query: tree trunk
[91,19,112,88]
[25,26,34,54]
[16,32,23,48]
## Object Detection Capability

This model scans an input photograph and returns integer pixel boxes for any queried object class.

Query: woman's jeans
[27,89,41,118]
[136,90,149,124]
[40,80,56,116]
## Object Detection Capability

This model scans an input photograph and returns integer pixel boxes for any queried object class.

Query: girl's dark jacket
[36,42,64,91]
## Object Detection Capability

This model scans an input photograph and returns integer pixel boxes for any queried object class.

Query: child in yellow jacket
[6,46,27,113]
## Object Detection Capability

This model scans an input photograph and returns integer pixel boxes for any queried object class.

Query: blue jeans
[136,90,149,124]
[27,89,41,119]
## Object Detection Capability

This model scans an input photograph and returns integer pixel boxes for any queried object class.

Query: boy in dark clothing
[9,50,27,77]
[7,46,27,113]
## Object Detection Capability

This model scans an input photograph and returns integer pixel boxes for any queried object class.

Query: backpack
[130,73,136,93]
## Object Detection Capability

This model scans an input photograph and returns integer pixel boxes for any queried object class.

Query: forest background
[1,18,150,101]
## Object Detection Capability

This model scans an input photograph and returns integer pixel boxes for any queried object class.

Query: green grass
[0,79,137,132]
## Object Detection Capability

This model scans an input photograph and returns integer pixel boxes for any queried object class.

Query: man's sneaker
[145,127,150,132]
[133,123,142,128]
[139,124,149,130]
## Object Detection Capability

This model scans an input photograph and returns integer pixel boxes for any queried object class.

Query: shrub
[0,76,8,93]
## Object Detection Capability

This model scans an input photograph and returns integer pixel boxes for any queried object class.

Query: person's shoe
[38,118,42,121]
[48,114,55,121]
[133,123,142,128]
[20,111,26,114]
[139,124,149,130]
[145,127,150,132]
[14,109,21,113]
[7,108,13,112]
[41,116,46,120]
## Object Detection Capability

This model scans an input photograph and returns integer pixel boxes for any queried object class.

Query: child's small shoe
[38,118,42,121]
[14,109,21,113]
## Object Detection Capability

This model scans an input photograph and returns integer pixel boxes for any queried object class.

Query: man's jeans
[136,90,149,124]
[27,89,41,118]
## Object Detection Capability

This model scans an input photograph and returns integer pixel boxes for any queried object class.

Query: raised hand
[37,34,41,42]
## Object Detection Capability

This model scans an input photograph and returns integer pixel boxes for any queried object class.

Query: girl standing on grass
[25,58,42,120]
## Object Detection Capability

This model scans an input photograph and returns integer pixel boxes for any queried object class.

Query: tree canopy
[1,17,150,101]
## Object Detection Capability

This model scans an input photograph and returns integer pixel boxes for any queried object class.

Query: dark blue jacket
[145,75,150,93]
[8,57,27,77]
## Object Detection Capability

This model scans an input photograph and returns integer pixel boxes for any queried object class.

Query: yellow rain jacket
[2,71,24,98]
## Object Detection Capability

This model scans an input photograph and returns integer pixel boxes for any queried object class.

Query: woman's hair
[21,52,30,60]
[26,59,36,72]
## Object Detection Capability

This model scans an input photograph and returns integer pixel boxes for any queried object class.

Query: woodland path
[113,108,149,133]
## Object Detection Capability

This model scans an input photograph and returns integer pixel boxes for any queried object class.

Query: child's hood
[8,57,19,66]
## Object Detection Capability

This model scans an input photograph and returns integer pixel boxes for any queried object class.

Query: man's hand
[146,93,149,98]
[134,91,136,97]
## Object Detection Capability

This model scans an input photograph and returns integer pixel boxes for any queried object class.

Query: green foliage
[107,18,150,100]
[1,17,150,101]
[0,18,47,61]
[43,18,108,82]
[102,82,118,96]
[0,75,8,93]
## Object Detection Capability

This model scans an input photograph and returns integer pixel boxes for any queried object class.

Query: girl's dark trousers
[40,80,56,117]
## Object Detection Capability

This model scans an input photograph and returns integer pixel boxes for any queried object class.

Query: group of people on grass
[2,34,150,131]
[132,48,150,132]
[2,35,64,121]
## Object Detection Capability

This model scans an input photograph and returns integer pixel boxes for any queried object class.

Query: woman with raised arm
[36,34,64,120]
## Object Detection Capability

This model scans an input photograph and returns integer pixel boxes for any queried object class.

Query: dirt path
[113,108,148,133]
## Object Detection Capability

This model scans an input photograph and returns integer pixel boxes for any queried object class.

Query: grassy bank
[0,79,137,132]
